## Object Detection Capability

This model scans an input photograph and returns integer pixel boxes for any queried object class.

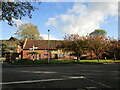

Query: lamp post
[48,30,50,63]
[32,45,35,62]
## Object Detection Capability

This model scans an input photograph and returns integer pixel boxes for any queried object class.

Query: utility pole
[32,45,35,62]
[48,30,50,63]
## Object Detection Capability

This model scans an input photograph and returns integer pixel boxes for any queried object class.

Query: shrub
[12,59,115,65]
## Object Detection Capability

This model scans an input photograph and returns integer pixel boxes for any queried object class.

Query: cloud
[45,2,118,36]
[41,34,60,40]
[45,18,60,28]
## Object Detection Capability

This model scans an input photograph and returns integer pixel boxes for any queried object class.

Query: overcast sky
[1,2,118,40]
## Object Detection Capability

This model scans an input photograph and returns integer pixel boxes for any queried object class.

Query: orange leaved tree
[86,36,110,61]
[58,34,88,60]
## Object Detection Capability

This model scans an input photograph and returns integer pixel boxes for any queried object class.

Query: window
[44,54,48,57]
[58,54,63,57]
[82,54,87,56]
[44,50,48,52]
[66,54,70,57]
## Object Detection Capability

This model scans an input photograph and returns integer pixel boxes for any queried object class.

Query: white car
[73,57,77,60]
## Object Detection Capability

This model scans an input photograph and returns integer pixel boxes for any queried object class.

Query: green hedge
[11,59,115,65]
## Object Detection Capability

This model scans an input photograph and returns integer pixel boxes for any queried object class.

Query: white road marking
[1,78,64,85]
[85,78,112,88]
[1,76,85,85]
[63,76,85,79]
[21,71,57,74]
[86,87,97,89]
[1,76,112,88]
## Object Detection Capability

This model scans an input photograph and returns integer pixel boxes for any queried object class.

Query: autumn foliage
[86,36,111,60]
[58,33,119,60]
[59,34,88,60]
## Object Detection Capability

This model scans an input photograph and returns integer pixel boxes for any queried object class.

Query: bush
[12,60,77,64]
[12,59,115,65]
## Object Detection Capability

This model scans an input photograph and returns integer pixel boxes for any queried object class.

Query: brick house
[17,39,98,60]
[19,39,76,60]
[0,37,21,61]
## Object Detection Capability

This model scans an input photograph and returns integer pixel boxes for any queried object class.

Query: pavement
[1,63,120,90]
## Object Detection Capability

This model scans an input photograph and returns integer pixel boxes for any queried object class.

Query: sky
[1,2,118,40]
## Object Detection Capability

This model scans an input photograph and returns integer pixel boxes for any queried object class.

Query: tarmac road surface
[1,63,120,90]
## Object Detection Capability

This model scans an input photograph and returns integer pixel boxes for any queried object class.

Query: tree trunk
[114,53,116,61]
[91,50,92,60]
[97,56,100,62]
[76,54,80,61]
[96,54,99,61]
[77,56,79,61]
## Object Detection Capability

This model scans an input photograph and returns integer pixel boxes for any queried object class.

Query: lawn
[78,60,114,62]
[10,59,120,65]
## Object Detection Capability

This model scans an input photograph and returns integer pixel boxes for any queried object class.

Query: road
[1,63,120,90]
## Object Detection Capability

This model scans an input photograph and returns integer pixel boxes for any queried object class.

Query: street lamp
[48,30,50,63]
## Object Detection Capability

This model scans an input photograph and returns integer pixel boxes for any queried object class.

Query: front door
[54,54,58,59]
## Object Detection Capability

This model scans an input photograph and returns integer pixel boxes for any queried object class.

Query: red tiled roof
[23,39,63,50]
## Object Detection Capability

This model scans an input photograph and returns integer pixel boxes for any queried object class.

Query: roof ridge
[27,40,63,41]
